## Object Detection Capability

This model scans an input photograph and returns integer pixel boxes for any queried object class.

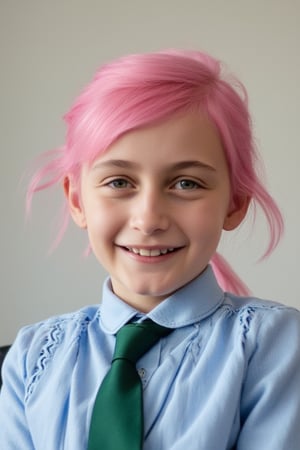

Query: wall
[1,0,299,344]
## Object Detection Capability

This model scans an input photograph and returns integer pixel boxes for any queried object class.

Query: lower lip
[119,247,181,264]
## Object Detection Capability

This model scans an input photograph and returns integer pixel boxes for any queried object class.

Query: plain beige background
[1,0,299,344]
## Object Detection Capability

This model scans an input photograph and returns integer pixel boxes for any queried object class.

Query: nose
[129,188,170,235]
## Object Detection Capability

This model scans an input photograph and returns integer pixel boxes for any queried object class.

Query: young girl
[1,49,299,449]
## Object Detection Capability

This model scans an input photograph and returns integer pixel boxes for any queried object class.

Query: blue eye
[175,179,199,190]
[108,179,131,189]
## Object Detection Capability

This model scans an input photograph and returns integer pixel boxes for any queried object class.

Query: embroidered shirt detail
[239,306,255,348]
[25,323,64,401]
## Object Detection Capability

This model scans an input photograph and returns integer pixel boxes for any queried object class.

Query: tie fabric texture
[87,320,172,450]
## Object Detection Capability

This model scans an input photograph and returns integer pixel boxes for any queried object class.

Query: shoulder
[222,292,300,323]
[219,293,300,351]
[7,305,101,400]
[16,304,100,353]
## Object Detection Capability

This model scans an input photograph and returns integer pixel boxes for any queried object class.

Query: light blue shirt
[1,265,300,449]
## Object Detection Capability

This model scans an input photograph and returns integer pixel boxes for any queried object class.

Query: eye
[173,179,200,190]
[107,178,132,189]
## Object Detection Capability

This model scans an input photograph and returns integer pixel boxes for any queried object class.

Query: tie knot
[113,320,172,364]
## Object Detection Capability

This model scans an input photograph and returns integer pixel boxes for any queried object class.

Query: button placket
[136,340,162,389]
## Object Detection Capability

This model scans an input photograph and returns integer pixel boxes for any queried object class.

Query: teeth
[149,249,161,257]
[139,249,152,256]
[129,248,175,256]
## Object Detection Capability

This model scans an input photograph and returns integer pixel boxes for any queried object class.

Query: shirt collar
[99,265,224,334]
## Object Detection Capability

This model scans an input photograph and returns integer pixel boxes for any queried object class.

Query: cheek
[187,200,229,232]
[84,200,124,247]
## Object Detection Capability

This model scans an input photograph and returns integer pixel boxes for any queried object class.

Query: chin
[133,284,179,300]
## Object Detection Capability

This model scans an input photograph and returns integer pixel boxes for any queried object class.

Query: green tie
[87,320,172,450]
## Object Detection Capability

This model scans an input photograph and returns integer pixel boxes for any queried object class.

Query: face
[65,113,247,312]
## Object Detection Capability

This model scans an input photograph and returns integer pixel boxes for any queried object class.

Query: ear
[223,195,250,231]
[63,176,87,229]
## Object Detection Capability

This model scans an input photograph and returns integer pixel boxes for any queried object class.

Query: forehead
[90,112,227,171]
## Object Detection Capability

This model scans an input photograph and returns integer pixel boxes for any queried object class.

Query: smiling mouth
[123,247,178,257]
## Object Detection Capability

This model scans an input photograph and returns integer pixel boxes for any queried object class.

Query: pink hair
[27,49,283,295]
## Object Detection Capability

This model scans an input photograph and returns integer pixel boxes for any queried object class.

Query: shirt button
[138,368,146,378]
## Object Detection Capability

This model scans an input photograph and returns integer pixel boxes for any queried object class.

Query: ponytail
[211,252,250,296]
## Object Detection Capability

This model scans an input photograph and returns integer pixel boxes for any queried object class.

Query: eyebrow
[92,159,216,172]
[169,160,216,172]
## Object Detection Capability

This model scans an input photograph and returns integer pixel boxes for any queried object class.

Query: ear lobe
[223,195,250,231]
[63,176,87,229]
